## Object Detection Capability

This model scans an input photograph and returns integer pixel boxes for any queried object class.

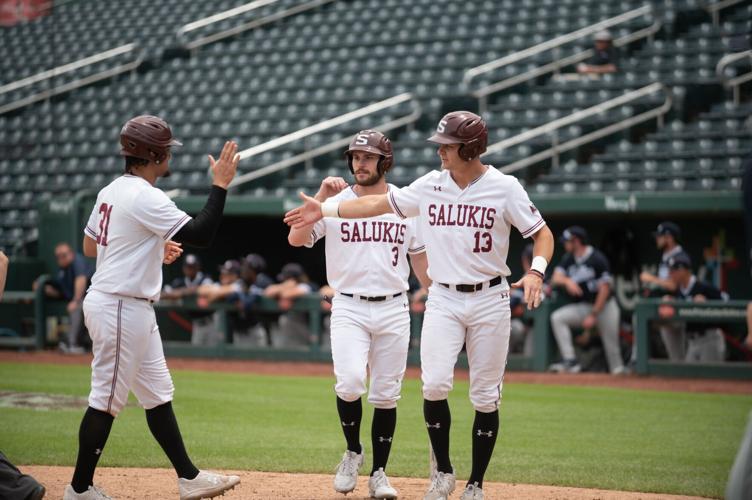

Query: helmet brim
[170,138,183,147]
[345,145,385,156]
[427,132,460,145]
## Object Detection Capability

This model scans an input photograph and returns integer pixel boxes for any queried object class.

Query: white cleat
[178,470,240,500]
[334,445,364,494]
[63,484,113,500]
[460,482,484,500]
[423,469,456,500]
[368,468,398,499]
[548,360,582,373]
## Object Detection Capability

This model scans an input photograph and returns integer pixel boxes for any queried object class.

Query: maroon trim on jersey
[388,191,407,219]
[106,299,124,414]
[408,244,426,254]
[85,226,98,239]
[163,214,190,240]
[310,228,319,242]
[520,218,545,238]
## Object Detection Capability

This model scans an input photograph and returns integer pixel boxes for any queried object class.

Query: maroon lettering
[428,204,437,225]
[397,224,406,244]
[467,205,481,227]
[437,205,446,225]
[340,222,351,242]
[485,208,497,230]
[456,204,468,226]
[351,222,362,242]
[362,221,372,242]
[446,204,456,226]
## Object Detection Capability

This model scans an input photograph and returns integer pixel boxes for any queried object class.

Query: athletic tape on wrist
[321,201,340,218]
[531,255,548,275]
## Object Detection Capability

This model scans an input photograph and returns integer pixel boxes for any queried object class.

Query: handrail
[0,43,142,115]
[463,5,660,114]
[716,50,752,105]
[481,83,672,174]
[704,0,748,26]
[177,0,337,51]
[229,93,420,190]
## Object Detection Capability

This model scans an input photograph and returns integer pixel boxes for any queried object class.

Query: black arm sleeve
[172,186,227,248]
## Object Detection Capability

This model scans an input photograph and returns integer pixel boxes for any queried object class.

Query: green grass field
[0,361,749,498]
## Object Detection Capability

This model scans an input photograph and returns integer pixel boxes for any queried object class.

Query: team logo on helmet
[427,111,488,161]
[344,129,394,175]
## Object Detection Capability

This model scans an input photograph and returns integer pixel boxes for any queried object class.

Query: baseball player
[64,115,241,500]
[285,112,554,500]
[639,221,684,294]
[288,130,429,498]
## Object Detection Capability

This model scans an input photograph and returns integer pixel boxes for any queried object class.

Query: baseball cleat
[423,468,456,500]
[548,360,581,373]
[63,484,113,499]
[334,445,364,494]
[460,482,484,500]
[178,470,240,500]
[368,468,398,499]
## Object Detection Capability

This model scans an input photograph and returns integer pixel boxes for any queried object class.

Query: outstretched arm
[288,176,348,247]
[284,191,393,229]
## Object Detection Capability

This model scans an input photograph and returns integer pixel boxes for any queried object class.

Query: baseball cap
[183,254,200,267]
[654,221,681,239]
[668,252,692,271]
[243,253,267,272]
[594,30,612,41]
[560,226,588,244]
[277,262,305,282]
[219,259,241,275]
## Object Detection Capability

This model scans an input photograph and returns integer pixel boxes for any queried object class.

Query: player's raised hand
[511,272,544,309]
[163,240,183,265]
[284,192,323,229]
[315,176,349,201]
[209,140,240,189]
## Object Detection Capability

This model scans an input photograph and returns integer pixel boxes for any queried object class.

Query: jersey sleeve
[593,252,613,286]
[504,178,546,238]
[132,188,192,240]
[84,197,101,241]
[388,176,424,219]
[304,219,327,248]
[554,254,573,276]
[407,217,426,255]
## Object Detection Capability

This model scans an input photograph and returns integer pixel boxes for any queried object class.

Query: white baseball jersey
[84,174,191,302]
[387,166,545,284]
[306,185,425,295]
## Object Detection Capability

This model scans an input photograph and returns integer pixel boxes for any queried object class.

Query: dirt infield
[22,465,713,499]
[1,350,750,394]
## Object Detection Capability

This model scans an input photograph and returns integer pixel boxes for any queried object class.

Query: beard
[161,169,171,178]
[354,170,382,186]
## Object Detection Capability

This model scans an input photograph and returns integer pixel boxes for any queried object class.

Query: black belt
[341,292,403,302]
[135,297,155,304]
[439,276,503,293]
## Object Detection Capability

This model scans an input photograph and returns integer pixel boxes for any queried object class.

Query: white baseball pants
[83,290,174,416]
[420,282,511,413]
[330,292,411,409]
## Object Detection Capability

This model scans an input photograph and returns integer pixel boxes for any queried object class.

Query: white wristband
[531,256,548,275]
[321,200,340,218]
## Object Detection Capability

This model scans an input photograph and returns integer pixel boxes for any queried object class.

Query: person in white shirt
[288,130,429,499]
[285,112,554,500]
[65,115,241,500]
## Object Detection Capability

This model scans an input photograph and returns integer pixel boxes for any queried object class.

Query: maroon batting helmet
[344,129,394,175]
[119,115,182,164]
[427,111,488,161]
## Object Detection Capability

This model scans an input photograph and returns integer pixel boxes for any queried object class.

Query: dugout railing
[633,298,752,379]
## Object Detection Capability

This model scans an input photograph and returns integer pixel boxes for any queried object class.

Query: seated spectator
[549,226,626,374]
[33,242,93,354]
[265,263,316,347]
[658,253,727,362]
[161,254,215,346]
[233,254,273,346]
[242,253,274,290]
[640,221,684,294]
[577,30,619,75]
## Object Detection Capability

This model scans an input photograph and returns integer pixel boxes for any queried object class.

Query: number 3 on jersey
[97,203,113,246]
[473,231,492,253]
